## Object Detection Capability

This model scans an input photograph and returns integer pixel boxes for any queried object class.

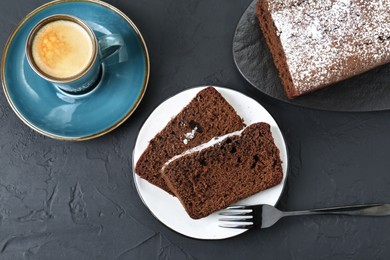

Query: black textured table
[1,0,390,259]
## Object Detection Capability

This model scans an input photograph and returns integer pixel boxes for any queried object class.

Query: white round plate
[133,86,288,240]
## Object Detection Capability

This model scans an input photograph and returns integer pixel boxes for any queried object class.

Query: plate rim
[1,0,150,141]
[132,85,289,240]
[232,0,262,100]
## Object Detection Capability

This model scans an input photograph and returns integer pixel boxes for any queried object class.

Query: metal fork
[219,203,390,229]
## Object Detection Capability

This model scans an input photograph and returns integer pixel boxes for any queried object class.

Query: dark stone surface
[1,0,390,259]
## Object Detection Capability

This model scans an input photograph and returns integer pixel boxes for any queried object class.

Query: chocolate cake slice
[135,87,245,194]
[161,122,283,219]
[256,0,390,99]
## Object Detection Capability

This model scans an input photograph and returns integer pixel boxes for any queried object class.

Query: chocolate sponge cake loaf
[161,122,283,219]
[256,0,390,99]
[135,87,245,194]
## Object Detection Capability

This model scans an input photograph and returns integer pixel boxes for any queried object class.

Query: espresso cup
[26,14,123,94]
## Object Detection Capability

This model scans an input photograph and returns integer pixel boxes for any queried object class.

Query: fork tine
[226,205,247,209]
[218,222,254,229]
[219,216,253,222]
[218,208,252,216]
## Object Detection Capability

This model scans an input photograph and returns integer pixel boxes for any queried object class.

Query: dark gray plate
[233,0,390,112]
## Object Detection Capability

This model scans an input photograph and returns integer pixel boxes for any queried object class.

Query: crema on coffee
[31,20,94,79]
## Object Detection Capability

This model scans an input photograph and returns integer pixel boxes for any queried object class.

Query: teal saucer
[1,0,149,141]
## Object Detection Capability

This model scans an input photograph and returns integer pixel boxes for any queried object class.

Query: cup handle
[98,34,124,61]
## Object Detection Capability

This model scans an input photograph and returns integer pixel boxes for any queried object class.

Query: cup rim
[25,14,99,83]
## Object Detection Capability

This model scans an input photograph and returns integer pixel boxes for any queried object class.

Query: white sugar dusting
[269,0,390,95]
[183,126,198,145]
[307,19,322,40]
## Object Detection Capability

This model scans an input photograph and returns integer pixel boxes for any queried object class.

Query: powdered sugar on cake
[269,0,390,95]
[183,126,198,144]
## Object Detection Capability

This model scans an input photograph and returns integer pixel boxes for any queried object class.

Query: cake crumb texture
[162,122,283,219]
[135,87,245,194]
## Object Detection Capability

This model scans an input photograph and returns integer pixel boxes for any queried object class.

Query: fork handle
[282,204,390,217]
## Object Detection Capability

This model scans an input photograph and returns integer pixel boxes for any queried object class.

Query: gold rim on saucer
[1,0,150,141]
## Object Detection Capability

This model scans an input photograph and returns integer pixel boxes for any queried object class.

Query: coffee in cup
[26,14,123,94]
[31,19,94,79]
